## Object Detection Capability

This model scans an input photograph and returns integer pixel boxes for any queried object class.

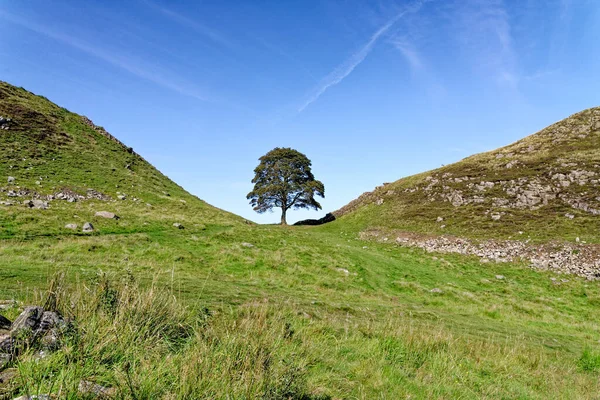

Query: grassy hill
[0,81,242,238]
[335,107,600,242]
[1,82,600,398]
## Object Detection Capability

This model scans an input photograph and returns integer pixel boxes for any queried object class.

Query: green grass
[2,80,600,398]
[2,221,600,398]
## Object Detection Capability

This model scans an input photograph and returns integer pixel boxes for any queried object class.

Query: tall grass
[7,274,321,399]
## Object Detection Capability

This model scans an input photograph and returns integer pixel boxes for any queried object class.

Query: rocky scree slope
[0,81,241,236]
[335,107,600,242]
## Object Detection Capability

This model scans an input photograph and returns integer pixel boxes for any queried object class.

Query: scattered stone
[430,288,443,293]
[7,177,14,183]
[436,217,444,222]
[10,306,43,336]
[95,211,118,220]
[495,275,505,280]
[241,242,254,248]
[64,223,78,230]
[78,380,116,398]
[375,198,384,205]
[23,200,48,210]
[565,213,575,219]
[117,195,126,200]
[82,222,94,233]
[173,223,184,229]
[336,268,350,275]
[13,395,51,400]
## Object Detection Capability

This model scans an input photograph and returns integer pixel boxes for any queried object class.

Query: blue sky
[1,0,599,223]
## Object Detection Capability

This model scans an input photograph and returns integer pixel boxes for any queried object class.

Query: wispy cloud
[143,1,233,49]
[298,1,428,113]
[0,9,212,102]
[452,0,518,89]
[391,38,423,71]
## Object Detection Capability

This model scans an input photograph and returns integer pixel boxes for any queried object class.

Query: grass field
[2,218,600,399]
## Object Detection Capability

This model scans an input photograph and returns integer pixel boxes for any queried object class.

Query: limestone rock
[82,222,94,232]
[7,177,14,183]
[64,223,78,230]
[78,380,116,398]
[23,200,48,210]
[173,223,184,229]
[241,242,254,248]
[10,307,43,337]
[95,211,119,219]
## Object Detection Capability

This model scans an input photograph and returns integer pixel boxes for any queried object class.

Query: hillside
[0,81,242,237]
[335,107,600,242]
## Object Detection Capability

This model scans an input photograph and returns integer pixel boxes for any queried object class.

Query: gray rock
[78,380,116,398]
[95,211,118,219]
[495,275,505,280]
[10,307,43,337]
[430,288,443,293]
[7,176,14,183]
[173,223,184,229]
[82,222,94,232]
[64,223,78,230]
[241,242,254,248]
[117,195,126,200]
[23,200,48,210]
[0,335,13,353]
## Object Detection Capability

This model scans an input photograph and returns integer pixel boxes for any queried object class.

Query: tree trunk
[280,208,287,225]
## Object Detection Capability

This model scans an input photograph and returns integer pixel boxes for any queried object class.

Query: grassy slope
[1,82,600,398]
[0,81,242,238]
[335,107,600,242]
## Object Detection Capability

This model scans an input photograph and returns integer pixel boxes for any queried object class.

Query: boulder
[23,200,48,210]
[95,211,119,219]
[7,177,14,183]
[64,223,78,230]
[10,307,43,337]
[173,223,184,229]
[241,242,254,248]
[117,195,126,200]
[82,222,94,233]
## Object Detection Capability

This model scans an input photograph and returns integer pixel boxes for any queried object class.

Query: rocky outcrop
[0,187,111,206]
[361,230,600,280]
[0,306,67,374]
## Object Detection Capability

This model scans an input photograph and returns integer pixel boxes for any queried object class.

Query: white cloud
[0,9,212,102]
[298,1,428,113]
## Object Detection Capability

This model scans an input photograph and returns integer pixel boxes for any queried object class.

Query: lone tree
[247,147,325,225]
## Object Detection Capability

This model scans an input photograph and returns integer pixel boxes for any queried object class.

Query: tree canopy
[247,147,325,225]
